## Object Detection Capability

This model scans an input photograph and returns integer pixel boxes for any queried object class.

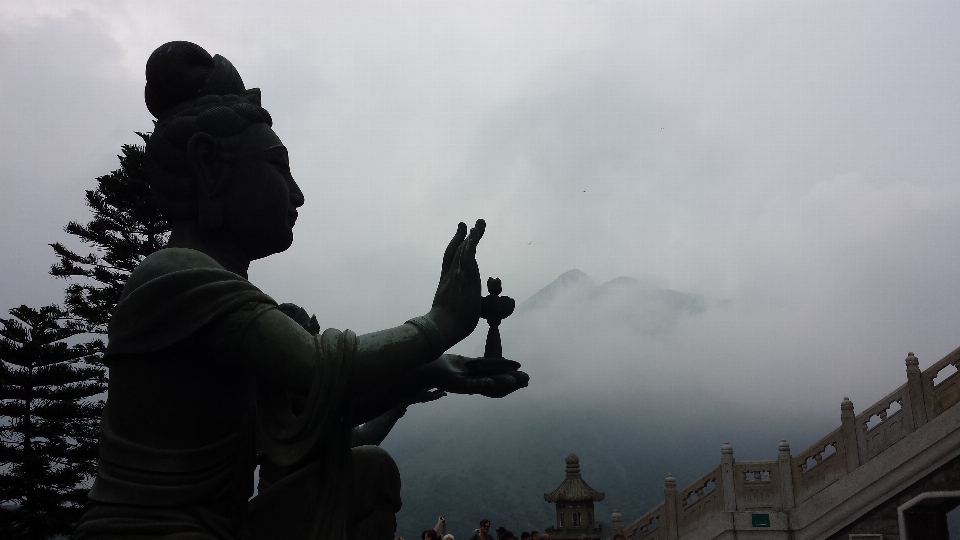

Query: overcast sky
[2,1,960,428]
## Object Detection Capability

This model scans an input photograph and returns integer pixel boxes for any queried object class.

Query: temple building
[544,454,606,540]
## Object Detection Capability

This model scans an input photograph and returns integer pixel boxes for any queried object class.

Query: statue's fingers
[465,219,486,263]
[473,219,486,243]
[423,389,447,402]
[442,222,468,276]
[454,219,485,282]
[476,377,506,398]
[479,372,527,398]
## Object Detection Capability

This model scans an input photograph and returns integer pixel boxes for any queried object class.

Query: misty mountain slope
[384,390,835,540]
[516,269,598,314]
[383,270,840,540]
[517,271,704,327]
[486,271,707,362]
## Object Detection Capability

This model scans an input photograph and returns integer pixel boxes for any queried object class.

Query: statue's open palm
[426,354,529,398]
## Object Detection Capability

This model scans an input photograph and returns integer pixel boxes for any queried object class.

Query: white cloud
[2,0,959,426]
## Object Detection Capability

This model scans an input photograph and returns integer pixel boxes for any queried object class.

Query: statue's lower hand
[425,220,486,349]
[404,388,446,406]
[424,354,529,398]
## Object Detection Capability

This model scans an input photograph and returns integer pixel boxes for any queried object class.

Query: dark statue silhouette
[74,41,528,540]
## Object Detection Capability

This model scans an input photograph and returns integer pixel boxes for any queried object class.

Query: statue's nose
[288,177,305,208]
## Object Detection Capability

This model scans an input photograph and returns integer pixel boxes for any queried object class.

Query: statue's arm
[349,368,436,425]
[351,406,405,446]
[229,221,489,396]
[225,310,527,422]
[227,309,439,396]
[351,389,444,445]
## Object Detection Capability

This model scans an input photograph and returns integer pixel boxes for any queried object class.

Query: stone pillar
[906,352,927,429]
[720,442,737,512]
[777,440,795,510]
[663,473,679,540]
[840,396,861,472]
[610,510,622,538]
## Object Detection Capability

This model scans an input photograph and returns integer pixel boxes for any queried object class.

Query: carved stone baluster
[663,474,678,540]
[905,352,928,429]
[611,510,623,537]
[720,442,736,512]
[777,440,795,510]
[840,396,860,472]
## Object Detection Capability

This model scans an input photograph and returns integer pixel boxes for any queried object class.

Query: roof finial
[544,454,605,502]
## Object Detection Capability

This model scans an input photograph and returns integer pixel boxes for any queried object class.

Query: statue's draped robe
[75,248,360,540]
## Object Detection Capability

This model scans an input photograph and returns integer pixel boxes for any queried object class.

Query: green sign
[751,514,771,527]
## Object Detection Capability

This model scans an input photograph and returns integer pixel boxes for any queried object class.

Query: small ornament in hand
[480,277,515,359]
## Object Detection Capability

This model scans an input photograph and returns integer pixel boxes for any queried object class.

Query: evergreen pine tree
[50,132,170,363]
[0,304,105,538]
[0,133,168,537]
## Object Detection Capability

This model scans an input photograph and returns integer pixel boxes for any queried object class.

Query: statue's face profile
[213,122,305,261]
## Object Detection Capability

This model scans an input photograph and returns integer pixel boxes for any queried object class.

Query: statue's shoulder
[122,248,239,298]
[108,248,271,357]
[135,247,227,278]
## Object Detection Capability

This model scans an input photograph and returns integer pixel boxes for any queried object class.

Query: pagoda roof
[543,454,606,502]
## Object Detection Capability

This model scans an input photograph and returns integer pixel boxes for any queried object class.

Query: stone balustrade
[614,346,960,540]
[620,503,663,540]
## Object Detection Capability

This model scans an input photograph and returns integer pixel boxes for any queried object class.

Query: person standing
[467,520,494,540]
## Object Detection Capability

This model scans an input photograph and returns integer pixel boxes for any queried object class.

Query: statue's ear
[186,132,225,229]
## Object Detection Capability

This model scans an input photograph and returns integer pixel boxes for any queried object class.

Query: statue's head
[144,41,303,260]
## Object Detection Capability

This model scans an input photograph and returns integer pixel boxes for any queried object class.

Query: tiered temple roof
[543,454,605,502]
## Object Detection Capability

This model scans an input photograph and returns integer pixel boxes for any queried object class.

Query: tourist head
[479,520,491,533]
[422,530,439,540]
[144,41,304,260]
[521,533,530,540]
[495,526,507,540]
[530,531,539,540]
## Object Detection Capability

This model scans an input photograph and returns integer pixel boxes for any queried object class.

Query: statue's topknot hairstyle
[144,41,273,220]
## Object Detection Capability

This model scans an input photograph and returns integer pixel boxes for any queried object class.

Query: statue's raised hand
[424,354,529,398]
[419,220,486,351]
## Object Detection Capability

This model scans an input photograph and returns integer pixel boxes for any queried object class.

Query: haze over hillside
[381,270,843,540]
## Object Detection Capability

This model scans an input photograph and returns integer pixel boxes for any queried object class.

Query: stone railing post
[840,396,861,471]
[610,510,622,539]
[720,442,737,512]
[777,439,795,510]
[905,352,927,429]
[663,473,679,540]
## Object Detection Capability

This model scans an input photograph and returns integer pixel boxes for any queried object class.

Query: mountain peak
[517,270,597,314]
[557,269,593,284]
